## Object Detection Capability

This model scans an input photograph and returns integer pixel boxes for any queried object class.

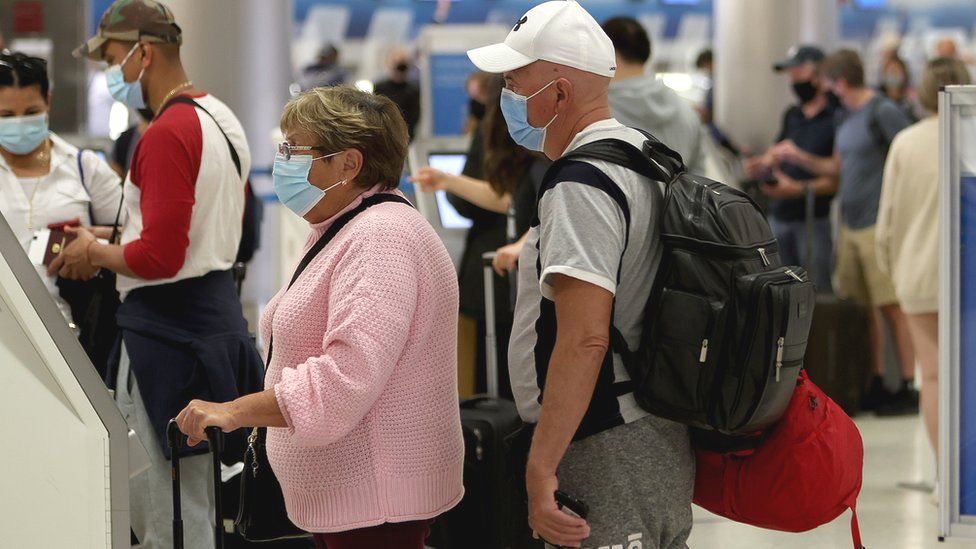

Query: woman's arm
[411,167,511,213]
[177,389,285,446]
[176,219,424,447]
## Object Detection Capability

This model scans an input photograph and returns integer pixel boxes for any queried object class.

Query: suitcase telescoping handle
[482,252,500,399]
[166,419,226,549]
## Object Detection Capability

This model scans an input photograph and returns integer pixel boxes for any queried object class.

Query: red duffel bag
[693,371,865,549]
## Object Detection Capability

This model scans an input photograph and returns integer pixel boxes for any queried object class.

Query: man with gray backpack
[468,2,816,548]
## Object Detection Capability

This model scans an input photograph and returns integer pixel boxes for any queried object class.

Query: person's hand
[90,226,116,241]
[48,226,99,280]
[742,155,773,181]
[761,170,806,199]
[771,140,804,166]
[409,167,451,193]
[175,399,240,447]
[526,469,590,548]
[493,241,524,276]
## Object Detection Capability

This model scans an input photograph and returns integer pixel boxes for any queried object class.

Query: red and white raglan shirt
[117,93,251,297]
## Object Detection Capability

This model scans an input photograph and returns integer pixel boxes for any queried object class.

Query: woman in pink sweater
[176,87,464,548]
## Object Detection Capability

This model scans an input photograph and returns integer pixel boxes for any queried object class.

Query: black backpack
[540,132,816,435]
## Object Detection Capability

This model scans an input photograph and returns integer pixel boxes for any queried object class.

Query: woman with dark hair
[879,56,920,122]
[0,51,122,322]
[411,74,549,397]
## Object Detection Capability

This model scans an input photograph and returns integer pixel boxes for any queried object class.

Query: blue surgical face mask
[0,113,49,155]
[500,80,558,152]
[273,151,347,217]
[105,43,146,109]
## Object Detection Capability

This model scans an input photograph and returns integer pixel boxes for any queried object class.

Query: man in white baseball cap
[468,2,694,548]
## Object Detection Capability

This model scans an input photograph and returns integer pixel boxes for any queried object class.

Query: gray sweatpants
[550,415,695,549]
[117,344,216,549]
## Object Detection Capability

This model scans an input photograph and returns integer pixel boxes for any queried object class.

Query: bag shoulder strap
[76,150,97,226]
[265,193,412,366]
[845,495,864,549]
[76,150,124,240]
[287,193,411,290]
[867,96,891,152]
[158,95,244,180]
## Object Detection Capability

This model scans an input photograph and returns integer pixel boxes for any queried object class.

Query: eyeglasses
[278,142,321,161]
[277,142,345,163]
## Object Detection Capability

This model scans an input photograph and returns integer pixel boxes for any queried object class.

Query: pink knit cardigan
[261,188,464,533]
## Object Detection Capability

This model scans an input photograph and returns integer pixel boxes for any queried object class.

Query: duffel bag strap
[847,497,864,549]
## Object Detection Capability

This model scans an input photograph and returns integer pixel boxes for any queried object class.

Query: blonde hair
[918,57,971,114]
[280,86,409,190]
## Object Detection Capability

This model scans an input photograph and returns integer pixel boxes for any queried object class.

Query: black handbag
[235,192,412,541]
[236,426,309,541]
[57,151,123,380]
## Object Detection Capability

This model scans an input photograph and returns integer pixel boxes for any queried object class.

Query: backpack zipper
[699,339,709,363]
[758,247,771,266]
[785,268,804,282]
[775,337,785,382]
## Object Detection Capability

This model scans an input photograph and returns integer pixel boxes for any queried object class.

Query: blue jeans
[769,217,834,292]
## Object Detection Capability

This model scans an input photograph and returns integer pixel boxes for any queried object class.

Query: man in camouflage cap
[74,0,182,62]
[63,2,261,548]
[74,0,190,112]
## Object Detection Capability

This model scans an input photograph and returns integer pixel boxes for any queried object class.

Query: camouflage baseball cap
[73,0,182,61]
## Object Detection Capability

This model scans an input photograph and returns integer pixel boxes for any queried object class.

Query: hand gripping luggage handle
[166,419,226,549]
[482,252,500,399]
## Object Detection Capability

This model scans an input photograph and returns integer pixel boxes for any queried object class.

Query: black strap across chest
[157,95,244,180]
[266,193,412,366]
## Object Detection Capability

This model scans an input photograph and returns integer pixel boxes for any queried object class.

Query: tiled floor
[687,415,975,548]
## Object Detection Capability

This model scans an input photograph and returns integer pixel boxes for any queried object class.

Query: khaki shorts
[834,224,898,308]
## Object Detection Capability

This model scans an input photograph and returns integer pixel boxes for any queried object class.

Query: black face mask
[468,98,486,121]
[792,80,818,104]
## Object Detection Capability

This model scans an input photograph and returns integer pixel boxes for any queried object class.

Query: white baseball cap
[467,1,617,78]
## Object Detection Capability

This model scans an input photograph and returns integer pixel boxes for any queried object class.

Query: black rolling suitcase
[799,187,871,415]
[167,420,226,549]
[429,253,538,549]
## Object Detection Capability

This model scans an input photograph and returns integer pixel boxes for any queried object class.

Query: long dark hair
[481,75,539,197]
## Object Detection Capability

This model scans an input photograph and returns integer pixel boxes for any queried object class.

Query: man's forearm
[810,175,839,196]
[797,150,840,177]
[527,336,607,476]
[89,241,138,278]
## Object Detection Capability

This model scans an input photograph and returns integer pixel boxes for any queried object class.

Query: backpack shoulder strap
[158,95,244,180]
[547,136,680,186]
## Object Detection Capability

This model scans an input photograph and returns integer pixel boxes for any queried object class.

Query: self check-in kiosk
[0,213,130,547]
[939,85,976,542]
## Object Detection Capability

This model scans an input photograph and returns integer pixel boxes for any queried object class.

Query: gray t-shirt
[836,94,911,229]
[509,119,665,436]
